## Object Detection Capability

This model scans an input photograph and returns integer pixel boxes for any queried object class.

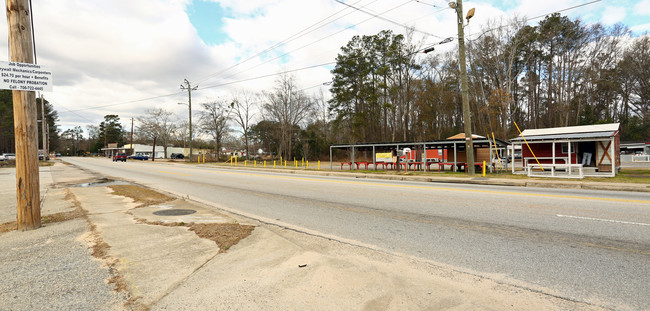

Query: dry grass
[108,185,174,207]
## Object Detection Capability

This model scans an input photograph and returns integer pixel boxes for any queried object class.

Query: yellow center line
[150,165,650,205]
[156,170,191,176]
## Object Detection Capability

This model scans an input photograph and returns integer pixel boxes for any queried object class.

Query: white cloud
[634,0,650,16]
[600,6,627,25]
[0,0,643,132]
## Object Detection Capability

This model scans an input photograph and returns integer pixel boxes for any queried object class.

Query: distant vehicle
[132,154,149,160]
[0,153,16,161]
[112,153,127,162]
[38,153,50,161]
[170,153,184,159]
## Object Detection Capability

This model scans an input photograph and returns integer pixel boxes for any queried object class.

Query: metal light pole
[450,0,475,175]
[180,79,197,161]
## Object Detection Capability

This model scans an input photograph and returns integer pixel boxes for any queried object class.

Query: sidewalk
[0,162,608,310]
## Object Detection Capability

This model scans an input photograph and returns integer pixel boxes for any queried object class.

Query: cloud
[600,6,627,25]
[634,0,650,16]
[0,0,644,132]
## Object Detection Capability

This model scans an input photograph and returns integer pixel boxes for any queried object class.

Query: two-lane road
[63,157,650,310]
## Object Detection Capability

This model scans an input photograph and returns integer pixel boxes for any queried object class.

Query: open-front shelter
[329,135,509,172]
[509,123,620,178]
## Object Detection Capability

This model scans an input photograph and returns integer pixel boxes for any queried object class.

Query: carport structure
[329,135,509,172]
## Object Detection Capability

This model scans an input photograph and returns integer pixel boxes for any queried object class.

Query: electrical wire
[467,0,602,41]
[220,0,424,83]
[334,0,445,39]
[194,0,380,84]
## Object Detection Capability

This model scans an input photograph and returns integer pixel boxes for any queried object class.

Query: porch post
[329,146,332,170]
[611,137,615,177]
[568,141,572,176]
[372,146,376,170]
[351,146,355,170]
[453,142,457,172]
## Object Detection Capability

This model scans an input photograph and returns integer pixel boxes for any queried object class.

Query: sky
[0,0,648,136]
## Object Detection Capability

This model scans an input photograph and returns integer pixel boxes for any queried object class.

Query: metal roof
[518,123,619,137]
[511,123,620,142]
[510,131,618,142]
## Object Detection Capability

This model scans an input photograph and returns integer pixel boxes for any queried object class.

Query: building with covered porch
[509,123,620,178]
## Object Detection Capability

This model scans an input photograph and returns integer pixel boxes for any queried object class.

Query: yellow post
[318,160,321,170]
[284,160,287,168]
[254,160,257,167]
[514,121,544,170]
[235,157,238,166]
[197,155,200,164]
[301,158,304,167]
[274,160,276,168]
[483,161,486,176]
[264,160,266,168]
[295,160,298,168]
[202,154,205,164]
[245,160,247,167]
[306,160,309,169]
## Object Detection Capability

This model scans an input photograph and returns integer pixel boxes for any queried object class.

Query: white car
[0,153,16,161]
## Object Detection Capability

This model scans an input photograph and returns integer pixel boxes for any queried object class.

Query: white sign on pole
[0,61,53,92]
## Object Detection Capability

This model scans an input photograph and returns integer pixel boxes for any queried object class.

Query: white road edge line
[556,214,650,226]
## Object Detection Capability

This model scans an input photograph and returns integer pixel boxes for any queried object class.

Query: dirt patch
[0,221,16,234]
[137,219,254,253]
[109,185,174,207]
[0,190,86,234]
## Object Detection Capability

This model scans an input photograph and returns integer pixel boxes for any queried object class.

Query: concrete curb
[176,162,650,193]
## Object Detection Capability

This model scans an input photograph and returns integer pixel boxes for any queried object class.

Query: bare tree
[200,99,232,160]
[137,108,177,158]
[262,73,313,160]
[231,91,257,159]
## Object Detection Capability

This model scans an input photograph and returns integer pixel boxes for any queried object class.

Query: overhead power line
[194,0,380,85]
[334,0,445,39]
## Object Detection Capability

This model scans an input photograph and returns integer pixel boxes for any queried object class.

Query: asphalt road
[63,157,650,310]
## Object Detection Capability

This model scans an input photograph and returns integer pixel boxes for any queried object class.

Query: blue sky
[1,0,648,131]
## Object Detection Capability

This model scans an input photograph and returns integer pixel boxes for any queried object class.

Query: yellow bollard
[483,161,486,177]
[202,154,205,164]
[254,160,257,167]
[245,160,247,167]
[301,158,304,167]
[318,160,320,170]
[273,160,276,168]
[295,160,297,168]
[197,155,200,164]
[264,160,266,168]
[235,157,238,166]
[284,160,287,168]
[306,160,309,169]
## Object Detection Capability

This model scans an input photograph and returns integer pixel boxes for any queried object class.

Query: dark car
[113,153,127,162]
[170,153,184,159]
[132,154,149,160]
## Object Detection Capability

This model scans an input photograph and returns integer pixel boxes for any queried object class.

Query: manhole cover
[153,209,197,216]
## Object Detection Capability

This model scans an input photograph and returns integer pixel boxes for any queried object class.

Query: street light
[448,0,476,175]
[423,37,455,53]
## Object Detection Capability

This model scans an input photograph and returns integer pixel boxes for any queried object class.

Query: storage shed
[509,123,620,178]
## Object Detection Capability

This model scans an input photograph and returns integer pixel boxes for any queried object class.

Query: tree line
[328,14,650,144]
[1,13,647,161]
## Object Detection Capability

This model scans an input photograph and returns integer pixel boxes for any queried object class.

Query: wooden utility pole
[180,79,197,162]
[452,0,475,175]
[7,0,40,230]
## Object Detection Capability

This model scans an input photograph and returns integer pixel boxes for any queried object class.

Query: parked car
[170,153,184,159]
[112,153,127,162]
[0,153,16,161]
[132,154,149,160]
[38,153,50,161]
